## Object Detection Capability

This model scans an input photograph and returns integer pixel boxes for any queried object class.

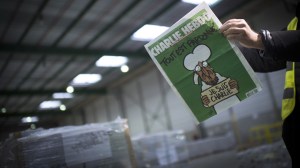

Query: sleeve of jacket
[262,30,300,61]
[238,46,286,73]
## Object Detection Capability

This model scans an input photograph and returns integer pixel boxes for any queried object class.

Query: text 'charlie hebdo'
[149,11,212,57]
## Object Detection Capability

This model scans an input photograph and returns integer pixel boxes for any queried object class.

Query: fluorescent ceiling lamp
[96,56,128,67]
[71,74,101,86]
[131,24,169,41]
[53,92,74,99]
[120,65,129,73]
[182,0,221,6]
[39,100,61,109]
[22,116,39,123]
[66,86,74,93]
[30,124,36,129]
[60,104,66,111]
[1,108,6,113]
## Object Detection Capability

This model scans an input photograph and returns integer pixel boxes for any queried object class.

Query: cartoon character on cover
[183,45,240,113]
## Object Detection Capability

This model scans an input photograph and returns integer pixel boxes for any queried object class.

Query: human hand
[220,19,264,50]
[201,95,210,107]
[229,79,238,90]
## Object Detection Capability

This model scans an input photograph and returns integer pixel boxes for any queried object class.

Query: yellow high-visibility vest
[282,17,298,120]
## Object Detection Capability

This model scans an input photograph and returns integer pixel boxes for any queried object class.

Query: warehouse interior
[0,0,297,167]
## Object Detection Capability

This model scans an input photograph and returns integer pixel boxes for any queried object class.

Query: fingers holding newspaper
[219,19,264,50]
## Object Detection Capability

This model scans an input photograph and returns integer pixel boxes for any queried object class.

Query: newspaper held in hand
[144,2,262,123]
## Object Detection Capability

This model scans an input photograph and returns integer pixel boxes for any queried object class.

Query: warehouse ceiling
[0,0,289,131]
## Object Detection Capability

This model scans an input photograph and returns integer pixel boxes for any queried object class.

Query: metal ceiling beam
[0,0,51,114]
[47,1,144,113]
[0,0,48,77]
[9,0,142,106]
[0,88,107,96]
[0,0,24,42]
[31,0,145,113]
[0,43,147,58]
[13,0,98,90]
[18,0,50,44]
[96,1,180,85]
[95,1,181,91]
[0,110,71,117]
[8,0,73,91]
[4,0,99,112]
[84,0,142,48]
[112,0,181,48]
[52,0,98,46]
[65,0,144,94]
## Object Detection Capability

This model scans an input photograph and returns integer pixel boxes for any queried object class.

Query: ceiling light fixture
[53,92,74,99]
[131,24,169,41]
[60,104,66,111]
[121,65,129,73]
[1,108,6,113]
[39,100,61,109]
[181,0,221,6]
[66,86,74,93]
[21,116,39,123]
[71,74,102,86]
[95,56,128,67]
[30,124,36,129]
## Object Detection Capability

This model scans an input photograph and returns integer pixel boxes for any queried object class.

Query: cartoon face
[184,45,219,86]
[194,61,218,86]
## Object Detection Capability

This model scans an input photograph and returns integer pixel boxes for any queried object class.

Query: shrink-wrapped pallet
[132,130,189,168]
[1,118,136,168]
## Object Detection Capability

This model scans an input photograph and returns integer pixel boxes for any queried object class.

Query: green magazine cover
[144,2,262,123]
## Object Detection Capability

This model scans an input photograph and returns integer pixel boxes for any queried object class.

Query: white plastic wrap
[1,118,136,168]
[132,130,189,167]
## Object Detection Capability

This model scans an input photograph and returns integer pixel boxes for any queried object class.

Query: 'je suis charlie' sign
[144,2,262,123]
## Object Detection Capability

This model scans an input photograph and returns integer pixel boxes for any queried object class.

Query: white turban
[183,45,211,71]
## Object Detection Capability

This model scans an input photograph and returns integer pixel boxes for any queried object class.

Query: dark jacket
[240,3,300,72]
[240,29,300,72]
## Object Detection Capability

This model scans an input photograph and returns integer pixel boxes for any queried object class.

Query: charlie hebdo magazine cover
[144,2,262,123]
